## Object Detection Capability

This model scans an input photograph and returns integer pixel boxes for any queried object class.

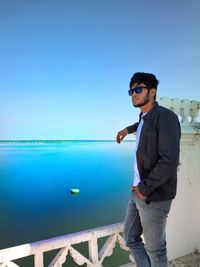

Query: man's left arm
[138,110,181,197]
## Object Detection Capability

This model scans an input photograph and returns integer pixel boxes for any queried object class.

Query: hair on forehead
[129,72,159,89]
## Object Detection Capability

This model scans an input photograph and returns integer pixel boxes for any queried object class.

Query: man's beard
[133,93,150,107]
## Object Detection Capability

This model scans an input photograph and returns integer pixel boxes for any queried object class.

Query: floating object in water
[70,188,80,194]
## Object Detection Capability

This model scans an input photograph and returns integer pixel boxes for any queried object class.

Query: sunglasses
[128,86,149,96]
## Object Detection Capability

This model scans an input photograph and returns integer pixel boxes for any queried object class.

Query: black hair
[129,72,158,100]
[129,72,159,89]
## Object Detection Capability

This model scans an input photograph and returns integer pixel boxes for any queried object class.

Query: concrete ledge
[169,252,200,267]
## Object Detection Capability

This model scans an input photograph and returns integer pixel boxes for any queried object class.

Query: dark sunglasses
[128,86,149,96]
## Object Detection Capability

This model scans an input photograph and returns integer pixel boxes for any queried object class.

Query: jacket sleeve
[138,110,181,196]
[126,122,139,134]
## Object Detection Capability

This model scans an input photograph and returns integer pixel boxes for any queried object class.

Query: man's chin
[133,102,144,107]
[133,99,150,108]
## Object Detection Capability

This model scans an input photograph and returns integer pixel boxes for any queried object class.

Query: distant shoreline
[0,140,135,144]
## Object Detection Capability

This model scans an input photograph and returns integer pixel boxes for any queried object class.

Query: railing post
[34,253,44,267]
[88,237,101,267]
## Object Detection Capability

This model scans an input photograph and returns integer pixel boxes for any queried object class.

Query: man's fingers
[116,129,127,143]
[116,133,122,143]
[116,132,123,143]
[137,191,147,201]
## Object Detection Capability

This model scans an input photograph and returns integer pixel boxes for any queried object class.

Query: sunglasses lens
[128,89,132,96]
[135,87,142,93]
[128,87,143,96]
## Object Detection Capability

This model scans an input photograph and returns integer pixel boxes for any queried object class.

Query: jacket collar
[139,101,159,121]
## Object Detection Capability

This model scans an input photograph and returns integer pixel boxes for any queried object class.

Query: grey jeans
[123,190,172,267]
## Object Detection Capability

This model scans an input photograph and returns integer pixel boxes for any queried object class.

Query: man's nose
[132,91,137,96]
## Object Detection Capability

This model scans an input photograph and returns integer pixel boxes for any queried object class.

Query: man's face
[131,82,151,108]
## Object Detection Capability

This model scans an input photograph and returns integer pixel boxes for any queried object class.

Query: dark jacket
[127,102,181,202]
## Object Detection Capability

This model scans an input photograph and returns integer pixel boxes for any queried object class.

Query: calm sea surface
[0,141,135,265]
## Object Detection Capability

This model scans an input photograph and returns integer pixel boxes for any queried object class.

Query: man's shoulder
[157,104,179,119]
[155,105,180,131]
[145,102,179,124]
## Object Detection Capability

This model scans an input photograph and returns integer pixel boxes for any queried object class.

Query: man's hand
[137,190,147,201]
[116,128,128,144]
[134,186,147,201]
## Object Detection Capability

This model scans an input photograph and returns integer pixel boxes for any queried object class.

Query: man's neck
[140,100,155,113]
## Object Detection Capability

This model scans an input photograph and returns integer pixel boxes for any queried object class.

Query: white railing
[157,97,200,131]
[0,223,134,267]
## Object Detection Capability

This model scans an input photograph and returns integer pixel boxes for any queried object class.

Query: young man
[116,72,181,267]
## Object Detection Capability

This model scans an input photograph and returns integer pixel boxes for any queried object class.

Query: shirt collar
[139,101,159,120]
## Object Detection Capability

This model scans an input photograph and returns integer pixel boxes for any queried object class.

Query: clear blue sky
[1,0,200,140]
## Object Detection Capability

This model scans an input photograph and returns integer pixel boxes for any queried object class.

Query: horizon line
[0,139,135,143]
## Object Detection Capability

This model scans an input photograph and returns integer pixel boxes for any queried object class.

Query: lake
[0,141,135,266]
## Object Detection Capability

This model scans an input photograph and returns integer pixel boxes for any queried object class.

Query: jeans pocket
[151,200,172,217]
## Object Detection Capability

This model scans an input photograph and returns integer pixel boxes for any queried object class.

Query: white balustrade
[0,223,134,267]
[157,97,200,131]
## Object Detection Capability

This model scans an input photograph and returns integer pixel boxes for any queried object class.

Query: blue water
[0,141,135,250]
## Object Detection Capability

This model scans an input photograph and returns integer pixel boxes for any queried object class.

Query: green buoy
[70,188,80,194]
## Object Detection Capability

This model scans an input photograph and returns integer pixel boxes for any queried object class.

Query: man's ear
[150,88,156,99]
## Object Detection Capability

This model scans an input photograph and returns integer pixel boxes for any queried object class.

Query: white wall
[167,132,200,259]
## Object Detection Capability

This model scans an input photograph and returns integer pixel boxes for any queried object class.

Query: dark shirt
[127,102,181,202]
